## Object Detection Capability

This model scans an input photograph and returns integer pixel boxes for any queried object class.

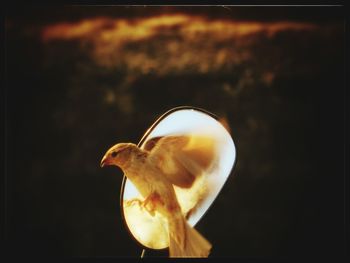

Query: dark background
[3,5,346,259]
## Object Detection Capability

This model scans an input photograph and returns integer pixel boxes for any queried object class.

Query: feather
[144,135,215,189]
[168,214,212,257]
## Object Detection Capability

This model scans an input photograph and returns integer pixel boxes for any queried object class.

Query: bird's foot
[125,198,143,207]
[125,198,155,216]
[142,195,157,217]
[142,205,155,217]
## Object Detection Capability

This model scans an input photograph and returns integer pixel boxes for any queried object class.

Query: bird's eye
[111,151,118,158]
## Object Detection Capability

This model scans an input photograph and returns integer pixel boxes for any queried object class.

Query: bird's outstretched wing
[144,135,216,188]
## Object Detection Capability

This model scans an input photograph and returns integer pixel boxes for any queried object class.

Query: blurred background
[4,5,345,258]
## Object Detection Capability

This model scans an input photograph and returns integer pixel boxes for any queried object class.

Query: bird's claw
[125,198,155,216]
[125,198,143,207]
[141,201,156,217]
[145,205,156,217]
[142,196,157,217]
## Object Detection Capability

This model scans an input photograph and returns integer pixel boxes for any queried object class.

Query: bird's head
[100,143,136,169]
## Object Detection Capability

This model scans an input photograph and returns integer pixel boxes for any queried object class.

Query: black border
[1,3,347,261]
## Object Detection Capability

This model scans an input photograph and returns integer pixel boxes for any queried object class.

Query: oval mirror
[120,106,236,250]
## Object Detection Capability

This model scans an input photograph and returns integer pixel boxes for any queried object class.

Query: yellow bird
[100,135,214,257]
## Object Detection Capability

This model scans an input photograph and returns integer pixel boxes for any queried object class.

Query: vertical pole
[140,249,146,258]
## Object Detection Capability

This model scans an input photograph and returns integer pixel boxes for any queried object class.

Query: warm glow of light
[41,18,108,41]
[181,20,316,39]
[42,15,316,42]
[41,14,318,71]
[42,14,190,43]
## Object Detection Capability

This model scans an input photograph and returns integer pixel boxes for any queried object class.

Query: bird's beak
[100,155,109,168]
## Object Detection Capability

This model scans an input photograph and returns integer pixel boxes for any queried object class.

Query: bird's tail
[168,214,212,257]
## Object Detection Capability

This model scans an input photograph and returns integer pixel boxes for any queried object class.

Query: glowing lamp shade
[120,107,236,250]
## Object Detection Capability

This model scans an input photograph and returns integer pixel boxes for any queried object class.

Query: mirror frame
[119,106,237,250]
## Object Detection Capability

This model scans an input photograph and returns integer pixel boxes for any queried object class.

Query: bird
[100,134,214,257]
